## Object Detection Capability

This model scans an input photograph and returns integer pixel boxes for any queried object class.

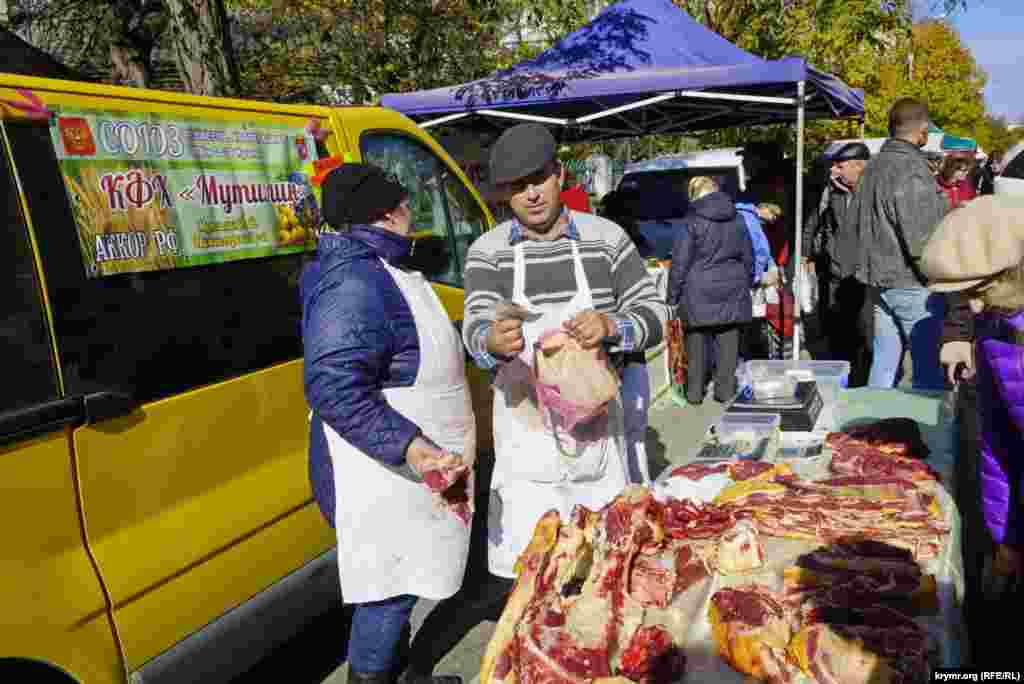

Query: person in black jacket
[668,176,753,404]
[803,141,873,385]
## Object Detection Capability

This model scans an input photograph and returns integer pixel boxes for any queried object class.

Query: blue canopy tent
[381,0,866,358]
[381,0,863,141]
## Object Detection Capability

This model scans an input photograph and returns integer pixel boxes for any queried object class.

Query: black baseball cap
[828,142,871,163]
[489,123,557,185]
[321,163,407,228]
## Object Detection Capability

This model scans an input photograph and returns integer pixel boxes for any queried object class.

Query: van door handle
[82,391,138,424]
[0,391,139,445]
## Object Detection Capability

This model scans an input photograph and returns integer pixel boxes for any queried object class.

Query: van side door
[3,111,335,676]
[0,120,124,683]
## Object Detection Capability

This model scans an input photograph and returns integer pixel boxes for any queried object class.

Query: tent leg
[793,80,806,361]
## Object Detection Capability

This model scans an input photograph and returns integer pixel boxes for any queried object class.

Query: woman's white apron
[324,261,475,603]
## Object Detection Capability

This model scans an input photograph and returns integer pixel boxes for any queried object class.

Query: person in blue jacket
[301,163,476,684]
[736,201,773,287]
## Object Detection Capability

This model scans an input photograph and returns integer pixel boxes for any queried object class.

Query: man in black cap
[462,122,669,579]
[803,141,873,383]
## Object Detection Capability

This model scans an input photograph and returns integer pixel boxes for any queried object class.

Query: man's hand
[940,340,974,384]
[486,318,525,357]
[564,309,616,349]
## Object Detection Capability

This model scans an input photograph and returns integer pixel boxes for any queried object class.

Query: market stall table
[469,387,967,684]
[650,387,966,681]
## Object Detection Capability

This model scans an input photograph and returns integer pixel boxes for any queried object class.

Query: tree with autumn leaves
[10,0,242,96]
[10,0,1018,155]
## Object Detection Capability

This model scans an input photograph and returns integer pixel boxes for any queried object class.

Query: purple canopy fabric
[380,0,864,142]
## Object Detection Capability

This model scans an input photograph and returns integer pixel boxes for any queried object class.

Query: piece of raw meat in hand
[533,329,620,432]
[420,456,474,526]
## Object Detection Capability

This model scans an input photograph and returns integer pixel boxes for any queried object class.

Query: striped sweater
[463,210,670,369]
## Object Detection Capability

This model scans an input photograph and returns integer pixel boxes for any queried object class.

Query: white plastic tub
[738,360,850,403]
[707,412,781,460]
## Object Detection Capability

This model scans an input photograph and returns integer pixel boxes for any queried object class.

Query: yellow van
[0,73,493,683]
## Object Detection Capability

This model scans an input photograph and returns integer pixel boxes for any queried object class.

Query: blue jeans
[868,287,946,390]
[621,359,650,484]
[349,594,418,673]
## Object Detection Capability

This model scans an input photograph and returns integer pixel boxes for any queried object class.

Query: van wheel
[0,658,79,683]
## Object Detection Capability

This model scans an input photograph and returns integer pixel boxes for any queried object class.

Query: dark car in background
[601,149,746,260]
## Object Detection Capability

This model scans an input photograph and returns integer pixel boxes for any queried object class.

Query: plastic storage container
[737,360,850,403]
[704,412,781,460]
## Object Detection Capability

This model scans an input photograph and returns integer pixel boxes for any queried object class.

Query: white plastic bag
[797,265,818,315]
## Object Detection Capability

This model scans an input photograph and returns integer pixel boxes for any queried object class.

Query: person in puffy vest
[921,195,1024,658]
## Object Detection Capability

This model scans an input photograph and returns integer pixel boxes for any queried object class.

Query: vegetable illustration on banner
[49,108,323,277]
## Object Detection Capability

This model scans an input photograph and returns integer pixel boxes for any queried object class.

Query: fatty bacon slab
[714,477,949,561]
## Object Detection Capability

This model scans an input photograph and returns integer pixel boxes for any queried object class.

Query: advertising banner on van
[48,108,321,278]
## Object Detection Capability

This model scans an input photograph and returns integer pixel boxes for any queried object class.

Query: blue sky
[947,0,1024,121]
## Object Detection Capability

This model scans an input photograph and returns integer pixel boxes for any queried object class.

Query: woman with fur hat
[921,195,1024,624]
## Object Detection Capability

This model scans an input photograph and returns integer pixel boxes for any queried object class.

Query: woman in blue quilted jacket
[667,176,753,404]
[301,163,475,684]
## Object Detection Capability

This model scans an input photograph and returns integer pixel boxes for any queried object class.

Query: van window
[0,125,60,413]
[361,132,485,287]
[5,122,304,404]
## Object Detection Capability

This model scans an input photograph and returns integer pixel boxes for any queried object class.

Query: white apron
[487,239,628,578]
[324,261,475,604]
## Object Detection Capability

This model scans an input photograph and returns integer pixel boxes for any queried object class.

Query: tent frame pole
[792,80,806,360]
[420,112,471,128]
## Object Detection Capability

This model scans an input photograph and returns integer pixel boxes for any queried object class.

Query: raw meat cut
[481,487,687,684]
[617,626,685,684]
[712,576,932,684]
[421,459,474,525]
[708,585,798,684]
[714,476,949,561]
[533,330,620,432]
[825,418,930,459]
[825,419,939,491]
[828,446,939,488]
[661,498,738,540]
[788,623,911,684]
[667,463,731,481]
[484,480,944,684]
[783,541,938,614]
[667,461,792,483]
